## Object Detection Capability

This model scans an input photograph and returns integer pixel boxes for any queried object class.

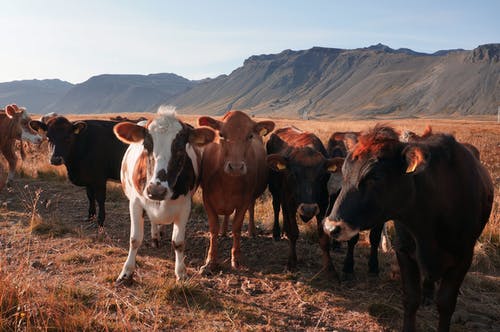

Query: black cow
[323,125,494,332]
[267,127,338,276]
[326,131,385,278]
[30,117,128,229]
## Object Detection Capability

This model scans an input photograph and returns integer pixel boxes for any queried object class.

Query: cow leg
[95,183,107,229]
[282,205,298,271]
[395,225,420,332]
[231,207,247,269]
[436,256,472,332]
[247,201,256,238]
[422,277,435,306]
[220,215,229,236]
[317,217,338,280]
[200,204,219,275]
[172,203,190,281]
[368,224,384,275]
[85,187,97,222]
[151,222,160,248]
[343,234,359,279]
[2,145,17,185]
[272,192,281,241]
[116,200,144,286]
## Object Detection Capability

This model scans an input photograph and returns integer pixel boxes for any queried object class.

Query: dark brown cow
[0,104,42,187]
[198,110,274,273]
[267,127,338,274]
[323,125,494,332]
[326,131,385,278]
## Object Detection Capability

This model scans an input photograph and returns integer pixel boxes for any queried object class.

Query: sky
[0,0,498,84]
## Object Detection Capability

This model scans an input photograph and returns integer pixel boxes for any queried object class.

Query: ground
[0,115,499,331]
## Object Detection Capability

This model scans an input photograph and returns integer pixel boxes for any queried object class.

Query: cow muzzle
[224,161,247,176]
[50,156,64,166]
[146,183,167,200]
[297,203,320,222]
[322,217,359,242]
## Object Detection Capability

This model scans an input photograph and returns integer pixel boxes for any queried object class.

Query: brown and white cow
[323,125,494,332]
[198,110,274,273]
[0,104,42,186]
[114,107,215,284]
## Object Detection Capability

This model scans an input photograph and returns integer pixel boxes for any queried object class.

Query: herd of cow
[0,104,494,332]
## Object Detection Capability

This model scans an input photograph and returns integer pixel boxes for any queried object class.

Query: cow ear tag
[259,128,268,136]
[74,127,81,134]
[276,162,286,170]
[328,164,337,172]
[406,162,417,173]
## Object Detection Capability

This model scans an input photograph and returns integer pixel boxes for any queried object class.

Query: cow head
[323,125,429,241]
[114,109,215,200]
[326,131,359,196]
[268,146,343,222]
[199,110,275,177]
[4,104,42,144]
[29,116,86,165]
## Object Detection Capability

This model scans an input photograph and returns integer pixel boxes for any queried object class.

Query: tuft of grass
[368,302,401,321]
[155,279,221,312]
[36,169,67,182]
[30,216,74,237]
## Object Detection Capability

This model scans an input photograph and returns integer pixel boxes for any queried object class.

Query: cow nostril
[330,226,341,237]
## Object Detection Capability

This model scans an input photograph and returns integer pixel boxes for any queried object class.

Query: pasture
[1,114,499,331]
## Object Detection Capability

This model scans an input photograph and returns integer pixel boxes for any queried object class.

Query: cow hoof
[115,275,134,287]
[199,263,217,276]
[219,231,228,237]
[176,272,188,282]
[231,260,241,270]
[151,239,160,248]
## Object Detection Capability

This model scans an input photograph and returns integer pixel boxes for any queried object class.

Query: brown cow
[0,104,42,186]
[323,125,494,332]
[198,110,274,273]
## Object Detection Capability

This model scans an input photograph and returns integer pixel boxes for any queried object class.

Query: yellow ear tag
[276,162,286,170]
[74,128,81,134]
[406,161,417,173]
[328,164,337,172]
[259,128,268,136]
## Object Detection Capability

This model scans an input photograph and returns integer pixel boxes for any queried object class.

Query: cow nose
[322,217,342,239]
[298,203,319,222]
[224,161,247,175]
[146,183,167,200]
[50,156,63,165]
[329,225,342,238]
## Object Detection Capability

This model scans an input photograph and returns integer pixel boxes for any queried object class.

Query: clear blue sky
[0,0,498,84]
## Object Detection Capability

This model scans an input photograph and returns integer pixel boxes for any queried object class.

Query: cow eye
[247,133,254,140]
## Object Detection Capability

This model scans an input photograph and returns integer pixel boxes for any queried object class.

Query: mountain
[45,73,194,114]
[0,79,73,112]
[171,44,500,118]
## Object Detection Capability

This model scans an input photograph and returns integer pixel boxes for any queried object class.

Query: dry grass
[0,114,498,331]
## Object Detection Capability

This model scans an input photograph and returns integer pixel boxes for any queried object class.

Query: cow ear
[5,105,16,118]
[73,121,87,134]
[325,157,344,173]
[189,127,215,146]
[198,116,222,131]
[267,154,287,172]
[403,145,428,174]
[254,121,275,137]
[29,120,48,133]
[114,122,147,143]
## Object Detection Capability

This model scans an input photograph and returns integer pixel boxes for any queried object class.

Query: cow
[109,115,148,123]
[29,116,128,229]
[0,104,42,186]
[113,107,215,284]
[326,131,386,278]
[198,110,274,274]
[323,125,494,332]
[266,126,338,275]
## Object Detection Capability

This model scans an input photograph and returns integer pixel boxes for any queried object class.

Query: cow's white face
[20,110,43,144]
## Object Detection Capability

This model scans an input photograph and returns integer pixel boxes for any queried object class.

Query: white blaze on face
[147,109,183,196]
[322,218,360,242]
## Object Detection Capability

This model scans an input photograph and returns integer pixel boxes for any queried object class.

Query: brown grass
[0,114,498,331]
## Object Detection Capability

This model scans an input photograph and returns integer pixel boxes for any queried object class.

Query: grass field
[1,113,499,331]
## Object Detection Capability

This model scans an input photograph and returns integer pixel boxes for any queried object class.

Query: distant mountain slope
[0,79,73,113]
[45,73,194,114]
[171,44,500,118]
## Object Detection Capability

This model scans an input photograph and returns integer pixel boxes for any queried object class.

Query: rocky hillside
[0,79,73,113]
[171,44,500,118]
[44,73,194,114]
